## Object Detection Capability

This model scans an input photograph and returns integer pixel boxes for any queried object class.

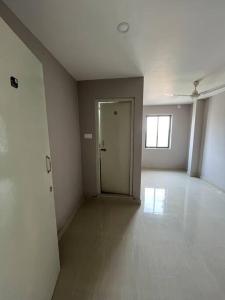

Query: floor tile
[52,170,225,300]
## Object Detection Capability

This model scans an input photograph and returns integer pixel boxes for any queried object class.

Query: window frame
[145,114,172,149]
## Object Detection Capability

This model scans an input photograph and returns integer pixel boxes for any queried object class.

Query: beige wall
[78,77,143,200]
[142,104,192,170]
[0,1,83,231]
[200,93,225,191]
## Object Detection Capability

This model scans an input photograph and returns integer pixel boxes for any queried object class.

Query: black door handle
[45,155,52,173]
[100,148,107,152]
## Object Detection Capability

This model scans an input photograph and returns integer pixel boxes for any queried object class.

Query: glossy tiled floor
[53,170,225,300]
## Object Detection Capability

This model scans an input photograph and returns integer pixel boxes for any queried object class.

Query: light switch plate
[84,133,92,139]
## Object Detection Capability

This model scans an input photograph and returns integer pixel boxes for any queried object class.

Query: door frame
[95,97,134,196]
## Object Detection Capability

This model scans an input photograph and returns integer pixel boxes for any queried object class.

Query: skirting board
[201,176,225,194]
[57,197,84,241]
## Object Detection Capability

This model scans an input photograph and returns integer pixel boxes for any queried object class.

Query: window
[146,115,172,148]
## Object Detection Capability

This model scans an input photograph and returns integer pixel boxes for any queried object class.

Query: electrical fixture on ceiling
[117,22,130,33]
[172,81,201,98]
[167,80,225,100]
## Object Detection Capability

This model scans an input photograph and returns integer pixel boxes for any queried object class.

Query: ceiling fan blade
[171,94,192,97]
[199,83,225,96]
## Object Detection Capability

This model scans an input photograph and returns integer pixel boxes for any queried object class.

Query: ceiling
[3,0,225,105]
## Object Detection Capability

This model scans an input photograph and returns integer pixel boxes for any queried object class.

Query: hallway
[53,171,225,299]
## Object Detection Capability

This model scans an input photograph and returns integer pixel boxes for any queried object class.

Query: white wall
[142,104,192,170]
[201,93,225,191]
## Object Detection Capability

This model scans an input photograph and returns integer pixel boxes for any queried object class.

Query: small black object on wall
[10,76,18,88]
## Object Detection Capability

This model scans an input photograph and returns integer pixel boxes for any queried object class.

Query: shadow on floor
[52,197,140,300]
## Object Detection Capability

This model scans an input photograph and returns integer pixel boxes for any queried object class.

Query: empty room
[1,0,225,299]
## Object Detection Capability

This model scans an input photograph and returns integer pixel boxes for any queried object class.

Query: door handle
[45,155,52,173]
[100,148,107,152]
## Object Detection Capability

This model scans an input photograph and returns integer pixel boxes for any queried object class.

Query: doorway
[97,98,134,195]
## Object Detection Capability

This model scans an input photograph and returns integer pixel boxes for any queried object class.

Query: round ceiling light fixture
[117,22,130,33]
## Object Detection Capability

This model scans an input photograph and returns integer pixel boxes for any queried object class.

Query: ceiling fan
[169,80,225,99]
[172,80,200,98]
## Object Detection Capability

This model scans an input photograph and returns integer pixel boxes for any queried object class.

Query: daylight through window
[146,115,172,148]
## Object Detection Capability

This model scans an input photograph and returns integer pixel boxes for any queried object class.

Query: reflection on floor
[144,187,166,214]
[53,170,225,300]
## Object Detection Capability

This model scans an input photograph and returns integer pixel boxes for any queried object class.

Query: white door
[0,18,59,300]
[99,100,132,195]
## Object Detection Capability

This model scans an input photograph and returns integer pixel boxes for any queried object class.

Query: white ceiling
[3,0,225,105]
